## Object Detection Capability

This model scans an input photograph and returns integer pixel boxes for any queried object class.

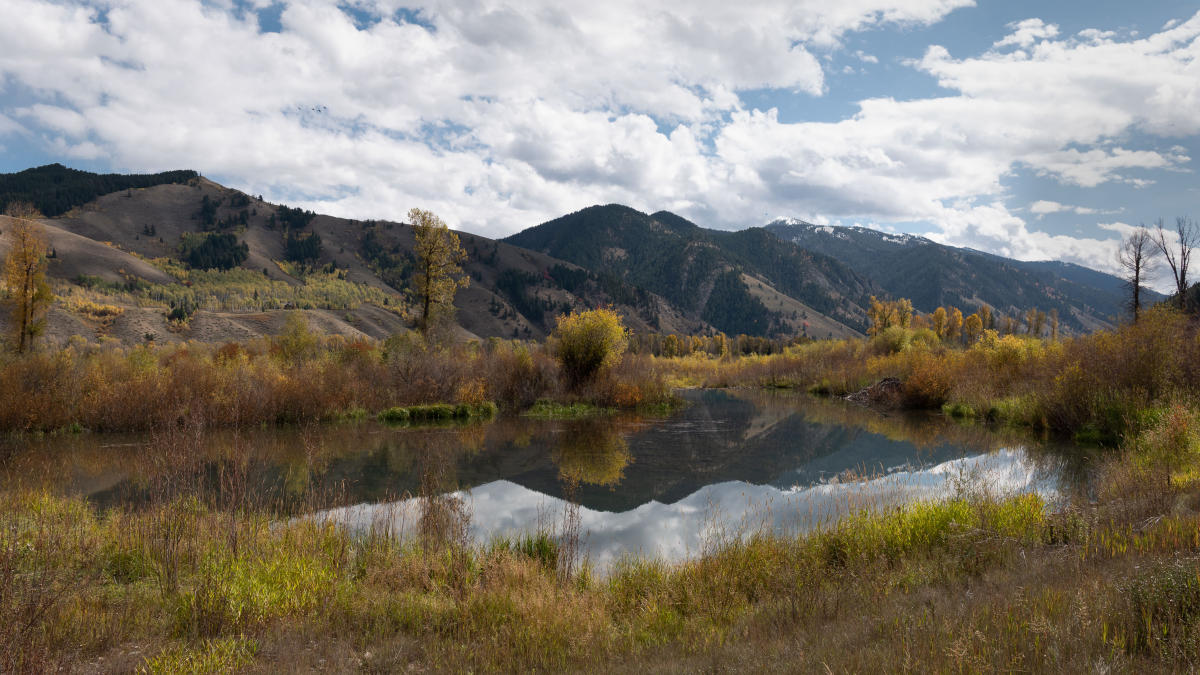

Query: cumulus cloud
[0,0,975,232]
[0,0,1195,281]
[993,18,1059,49]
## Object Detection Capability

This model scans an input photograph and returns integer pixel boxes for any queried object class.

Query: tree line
[867,296,1059,343]
[0,164,197,217]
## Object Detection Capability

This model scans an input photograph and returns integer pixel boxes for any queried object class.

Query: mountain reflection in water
[317,448,1054,570]
[4,389,1069,568]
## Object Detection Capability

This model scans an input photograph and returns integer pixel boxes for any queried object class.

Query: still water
[2,389,1070,568]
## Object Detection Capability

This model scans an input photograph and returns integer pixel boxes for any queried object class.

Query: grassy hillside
[0,169,690,346]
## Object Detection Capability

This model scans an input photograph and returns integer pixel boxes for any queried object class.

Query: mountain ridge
[764,219,1149,333]
[504,204,877,338]
[0,164,1149,346]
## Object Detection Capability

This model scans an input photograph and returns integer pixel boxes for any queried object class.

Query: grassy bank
[0,326,674,433]
[662,307,1200,445]
[2,407,1198,672]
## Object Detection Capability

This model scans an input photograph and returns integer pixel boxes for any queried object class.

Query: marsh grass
[661,307,1200,446]
[0,335,673,433]
[522,399,615,419]
[2,412,1198,673]
[2,310,1200,670]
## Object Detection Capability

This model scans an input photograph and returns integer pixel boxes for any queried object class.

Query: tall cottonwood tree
[1119,226,1156,321]
[409,208,469,334]
[947,307,963,344]
[1151,217,1197,310]
[866,296,913,336]
[963,313,983,344]
[3,202,53,352]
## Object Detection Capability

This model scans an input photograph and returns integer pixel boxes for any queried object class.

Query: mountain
[503,205,878,338]
[0,167,697,346]
[765,219,1157,333]
[1,163,1153,346]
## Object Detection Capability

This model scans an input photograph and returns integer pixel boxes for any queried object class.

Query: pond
[1,389,1073,570]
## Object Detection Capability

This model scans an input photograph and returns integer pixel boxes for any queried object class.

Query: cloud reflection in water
[317,447,1057,571]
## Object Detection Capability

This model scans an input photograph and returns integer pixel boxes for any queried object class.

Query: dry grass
[1,308,1199,671]
[0,329,677,433]
[0,402,1197,672]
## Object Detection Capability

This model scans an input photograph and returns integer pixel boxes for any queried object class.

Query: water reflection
[318,448,1056,570]
[1,389,1075,565]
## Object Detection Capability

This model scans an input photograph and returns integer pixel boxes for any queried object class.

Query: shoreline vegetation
[1,306,1199,670]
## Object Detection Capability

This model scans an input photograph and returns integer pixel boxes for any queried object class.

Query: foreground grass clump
[377,402,499,425]
[5,405,1200,674]
[522,400,615,419]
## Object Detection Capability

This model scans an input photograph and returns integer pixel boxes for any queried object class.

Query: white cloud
[0,0,1195,282]
[0,0,974,232]
[1029,200,1101,216]
[994,18,1059,49]
[1030,200,1066,215]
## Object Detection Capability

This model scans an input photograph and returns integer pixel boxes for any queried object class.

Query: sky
[1,0,1198,284]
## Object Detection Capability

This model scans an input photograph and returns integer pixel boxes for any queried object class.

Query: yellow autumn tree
[930,307,948,340]
[409,208,469,334]
[867,296,914,336]
[947,307,964,344]
[963,313,983,344]
[3,202,54,353]
[553,307,628,386]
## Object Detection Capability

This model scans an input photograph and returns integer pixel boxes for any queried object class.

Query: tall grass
[2,429,1197,673]
[0,333,676,433]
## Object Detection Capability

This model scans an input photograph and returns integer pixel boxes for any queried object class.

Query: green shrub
[103,545,154,584]
[523,400,613,419]
[173,553,334,639]
[471,401,499,419]
[871,326,911,355]
[408,404,456,421]
[552,308,629,386]
[377,407,410,423]
[378,402,497,425]
[988,395,1040,426]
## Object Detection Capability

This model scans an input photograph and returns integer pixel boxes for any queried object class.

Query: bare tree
[1151,217,1197,310]
[1118,225,1156,321]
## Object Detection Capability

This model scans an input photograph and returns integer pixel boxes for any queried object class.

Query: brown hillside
[1,177,698,347]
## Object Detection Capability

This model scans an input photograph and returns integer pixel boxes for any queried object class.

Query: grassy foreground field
[1,309,1199,672]
[2,429,1198,673]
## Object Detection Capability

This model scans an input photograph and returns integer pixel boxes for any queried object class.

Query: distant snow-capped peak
[766,218,933,246]
[765,216,816,228]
